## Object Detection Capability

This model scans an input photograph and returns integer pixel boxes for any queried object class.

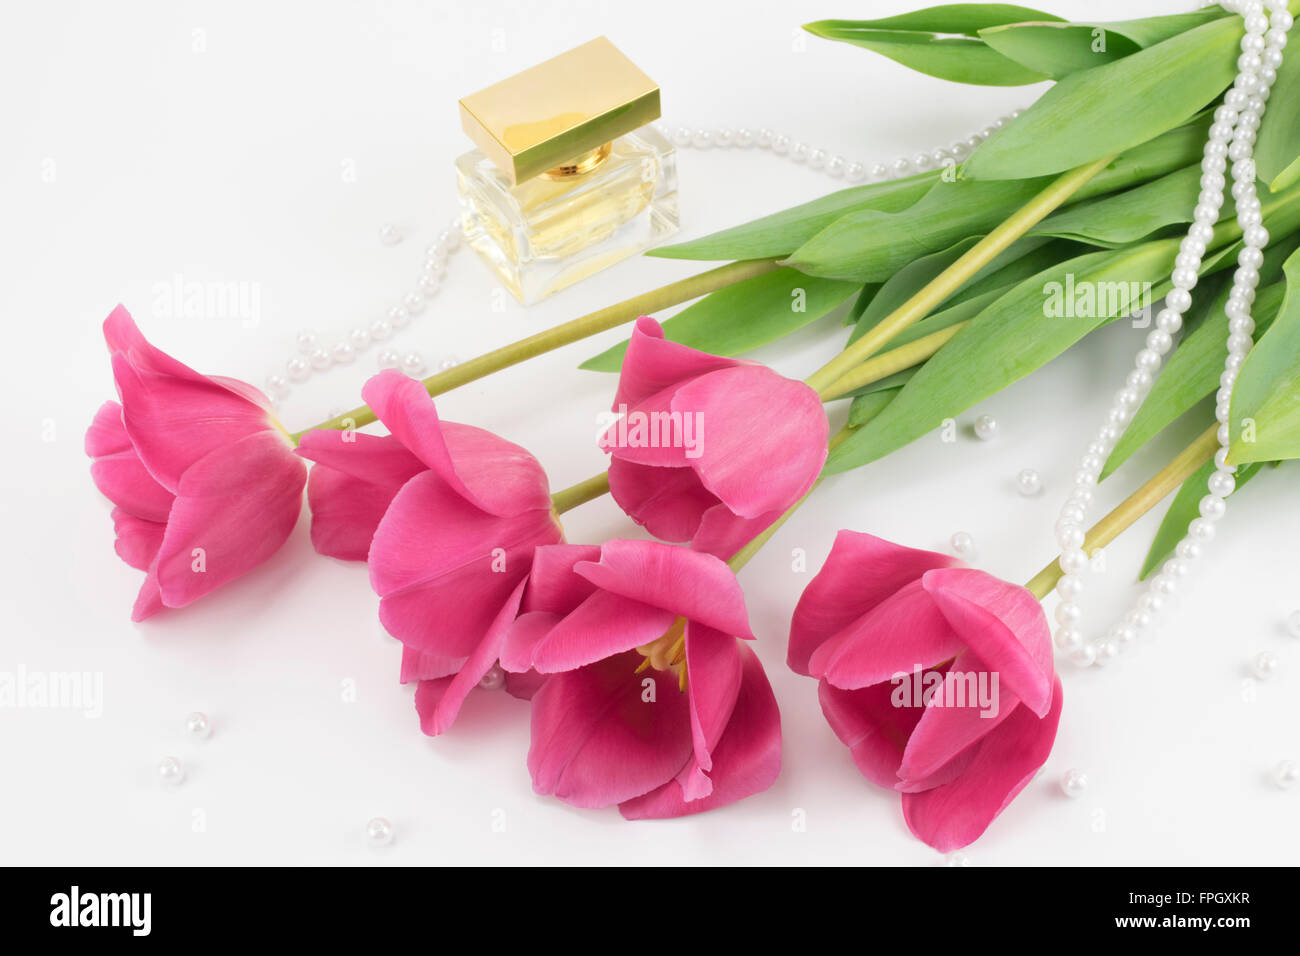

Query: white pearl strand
[1051,0,1292,669]
[263,111,1022,411]
[661,111,1024,183]
[263,219,467,406]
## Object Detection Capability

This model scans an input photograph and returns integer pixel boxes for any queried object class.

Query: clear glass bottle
[455,37,679,304]
[456,129,678,304]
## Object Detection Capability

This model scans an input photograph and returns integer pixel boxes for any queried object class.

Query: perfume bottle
[456,37,679,304]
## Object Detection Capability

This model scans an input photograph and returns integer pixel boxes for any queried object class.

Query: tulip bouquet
[87,1,1300,852]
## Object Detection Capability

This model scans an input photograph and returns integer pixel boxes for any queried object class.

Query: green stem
[289,258,781,443]
[550,472,611,515]
[804,155,1119,396]
[1024,423,1219,599]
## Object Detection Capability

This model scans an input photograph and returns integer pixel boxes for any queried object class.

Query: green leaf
[978,10,1225,79]
[578,268,857,372]
[963,16,1241,180]
[648,173,935,262]
[848,387,902,427]
[1030,164,1233,248]
[848,236,982,345]
[843,283,881,325]
[786,118,1212,282]
[1139,458,1266,579]
[805,6,1066,86]
[1103,235,1300,478]
[825,240,1184,473]
[802,27,1050,86]
[1229,247,1300,463]
[1256,31,1300,193]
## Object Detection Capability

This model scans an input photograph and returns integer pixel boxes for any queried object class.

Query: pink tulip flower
[501,538,782,818]
[298,370,563,733]
[599,317,828,559]
[85,306,306,621]
[789,531,1062,852]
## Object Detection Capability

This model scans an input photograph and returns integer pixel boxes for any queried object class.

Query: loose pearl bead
[1253,650,1278,679]
[1016,468,1042,496]
[1274,760,1300,789]
[950,531,975,556]
[1286,610,1300,638]
[973,415,998,440]
[400,353,426,377]
[186,712,211,740]
[295,330,318,353]
[286,357,311,382]
[377,348,400,370]
[945,851,971,867]
[265,375,289,399]
[378,223,403,246]
[1060,769,1088,797]
[366,817,394,847]
[158,756,185,787]
[479,664,506,691]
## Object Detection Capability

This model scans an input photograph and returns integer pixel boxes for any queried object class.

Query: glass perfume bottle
[456,37,679,305]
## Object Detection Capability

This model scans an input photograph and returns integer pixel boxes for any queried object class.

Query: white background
[3,0,1298,866]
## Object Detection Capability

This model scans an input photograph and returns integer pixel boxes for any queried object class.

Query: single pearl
[756,128,774,148]
[1286,609,1300,638]
[479,664,506,691]
[308,348,332,370]
[734,128,755,148]
[944,851,970,867]
[869,162,888,182]
[400,352,426,377]
[1060,768,1088,797]
[1274,760,1300,790]
[389,305,411,328]
[378,223,403,246]
[264,375,289,399]
[845,162,866,183]
[1069,644,1097,668]
[771,134,790,156]
[158,756,185,787]
[691,128,711,149]
[348,327,371,350]
[1016,468,1043,496]
[286,356,311,383]
[973,415,999,441]
[807,148,828,170]
[377,348,401,370]
[670,126,691,147]
[1094,639,1120,665]
[366,817,394,847]
[370,317,393,341]
[1253,650,1278,679]
[186,712,211,740]
[295,330,318,354]
[715,128,735,148]
[331,342,356,365]
[950,531,974,556]
[826,155,846,178]
[1054,626,1083,651]
[790,142,809,163]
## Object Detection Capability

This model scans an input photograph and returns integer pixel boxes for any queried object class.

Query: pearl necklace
[262,111,1020,412]
[1052,0,1293,669]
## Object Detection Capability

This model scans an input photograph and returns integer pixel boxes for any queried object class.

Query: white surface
[3,0,1298,866]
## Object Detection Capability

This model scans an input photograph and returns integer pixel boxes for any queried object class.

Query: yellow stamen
[635,617,685,672]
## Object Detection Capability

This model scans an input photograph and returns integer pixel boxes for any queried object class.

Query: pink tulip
[85,306,306,621]
[298,370,563,733]
[501,538,781,818]
[789,531,1062,852]
[599,317,828,559]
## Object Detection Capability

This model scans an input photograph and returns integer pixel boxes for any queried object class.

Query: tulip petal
[131,571,166,622]
[896,650,1018,789]
[690,505,780,561]
[151,431,305,608]
[504,669,546,701]
[297,430,425,561]
[808,579,964,689]
[573,539,753,639]
[90,449,175,524]
[103,305,212,385]
[528,650,693,809]
[369,469,560,656]
[901,677,1063,852]
[612,316,739,411]
[674,622,744,800]
[417,579,526,735]
[499,610,563,673]
[85,401,130,457]
[817,677,925,788]
[790,531,960,676]
[361,370,551,516]
[607,457,717,542]
[111,508,166,571]
[620,644,781,819]
[399,646,463,684]
[527,591,676,674]
[670,365,827,518]
[922,567,1054,717]
[522,544,603,615]
[110,352,275,494]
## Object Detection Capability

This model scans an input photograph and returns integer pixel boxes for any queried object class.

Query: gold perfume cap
[459,36,660,186]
